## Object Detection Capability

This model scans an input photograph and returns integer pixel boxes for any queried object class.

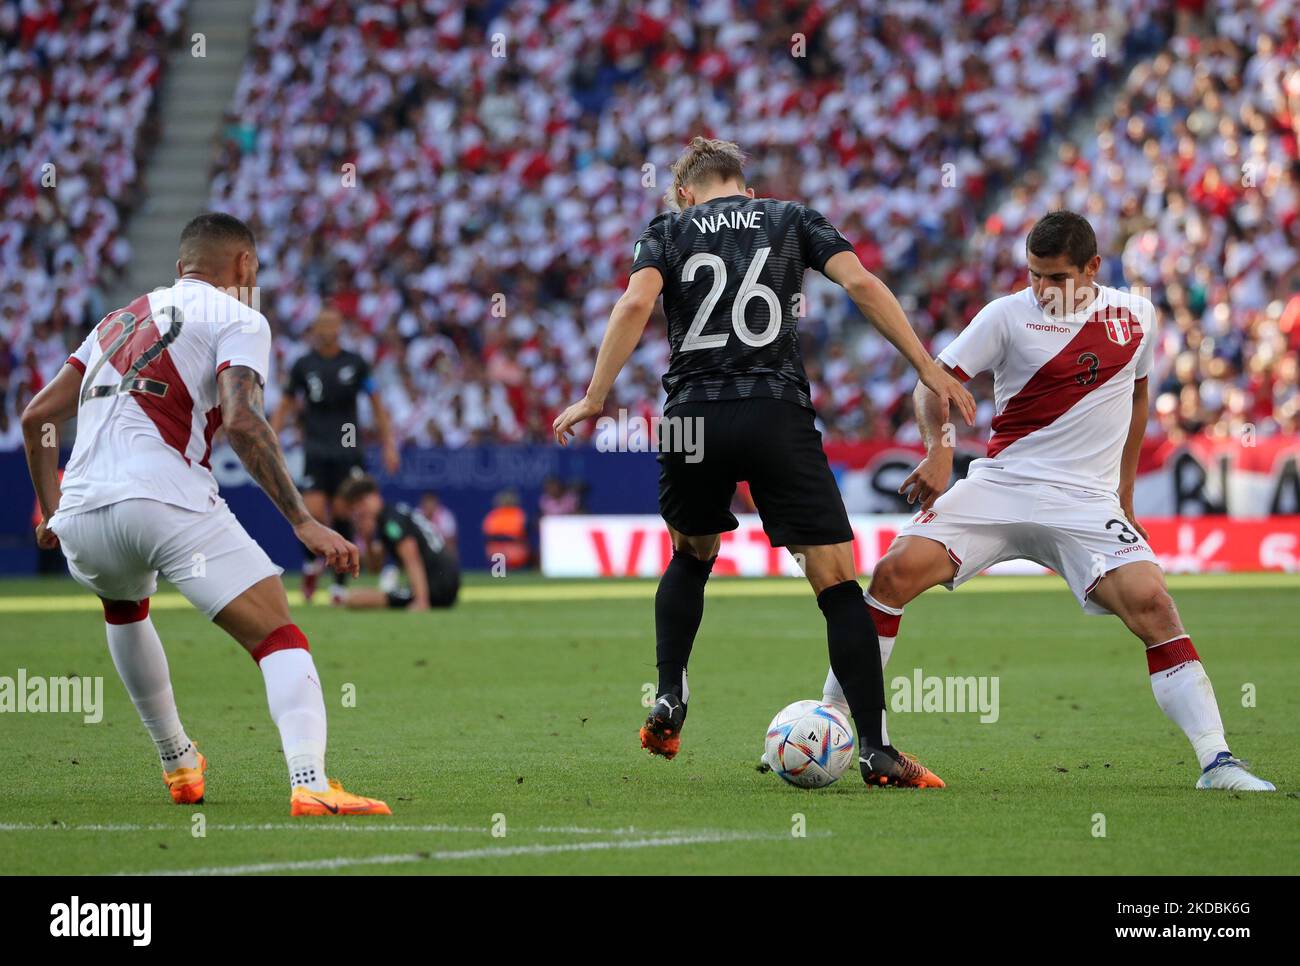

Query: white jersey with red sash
[939,284,1156,498]
[58,278,271,517]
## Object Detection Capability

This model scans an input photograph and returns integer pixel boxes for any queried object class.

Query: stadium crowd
[1,0,1297,456]
[0,0,187,449]
[944,0,1300,446]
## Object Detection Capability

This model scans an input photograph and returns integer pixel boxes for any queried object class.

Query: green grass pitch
[0,572,1295,875]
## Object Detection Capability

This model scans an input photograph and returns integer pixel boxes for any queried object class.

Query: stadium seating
[1,0,1296,453]
[0,0,186,447]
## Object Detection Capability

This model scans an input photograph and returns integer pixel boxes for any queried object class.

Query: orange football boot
[290,778,392,816]
[860,746,946,788]
[640,694,686,759]
[163,750,207,804]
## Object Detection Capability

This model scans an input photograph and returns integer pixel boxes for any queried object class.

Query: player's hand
[382,442,401,474]
[553,396,603,446]
[1120,499,1150,542]
[406,598,431,613]
[293,519,360,577]
[899,452,953,510]
[34,519,59,550]
[920,362,977,427]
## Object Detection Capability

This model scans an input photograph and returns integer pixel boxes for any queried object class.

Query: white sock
[259,648,329,792]
[1147,636,1229,769]
[822,593,904,747]
[105,617,199,771]
[865,592,901,667]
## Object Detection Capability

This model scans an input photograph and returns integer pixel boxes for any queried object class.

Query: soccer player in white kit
[823,211,1273,792]
[20,213,391,814]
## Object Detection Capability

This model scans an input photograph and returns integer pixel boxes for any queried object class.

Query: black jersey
[630,195,853,412]
[286,348,372,458]
[377,502,460,590]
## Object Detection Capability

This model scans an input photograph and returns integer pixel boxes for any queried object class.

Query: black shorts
[657,397,853,548]
[301,454,365,497]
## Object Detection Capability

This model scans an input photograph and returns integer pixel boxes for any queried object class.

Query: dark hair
[337,473,380,505]
[1026,210,1097,269]
[178,212,255,259]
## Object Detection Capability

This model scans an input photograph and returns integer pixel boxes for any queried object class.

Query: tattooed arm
[218,365,359,574]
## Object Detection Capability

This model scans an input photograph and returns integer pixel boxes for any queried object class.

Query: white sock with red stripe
[253,625,329,793]
[1146,635,1229,769]
[822,593,903,746]
[104,606,199,772]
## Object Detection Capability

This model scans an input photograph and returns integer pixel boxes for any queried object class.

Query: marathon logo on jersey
[1101,306,1135,346]
[49,897,151,946]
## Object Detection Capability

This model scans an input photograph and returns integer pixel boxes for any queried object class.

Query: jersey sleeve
[937,300,1008,380]
[285,354,305,396]
[66,328,96,374]
[358,354,376,394]
[215,312,272,385]
[630,214,670,277]
[797,205,854,275]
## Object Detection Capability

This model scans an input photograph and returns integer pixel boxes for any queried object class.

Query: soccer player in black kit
[273,306,400,601]
[333,475,460,611]
[554,137,975,787]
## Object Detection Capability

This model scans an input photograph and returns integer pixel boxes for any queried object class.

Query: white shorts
[49,498,283,619]
[896,475,1158,615]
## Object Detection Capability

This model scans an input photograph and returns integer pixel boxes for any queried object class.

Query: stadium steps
[107,0,258,304]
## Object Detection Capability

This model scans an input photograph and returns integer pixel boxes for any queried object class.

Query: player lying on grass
[20,213,391,815]
[821,210,1273,792]
[330,474,460,610]
[554,136,975,787]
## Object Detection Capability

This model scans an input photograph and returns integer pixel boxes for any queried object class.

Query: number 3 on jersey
[680,245,782,351]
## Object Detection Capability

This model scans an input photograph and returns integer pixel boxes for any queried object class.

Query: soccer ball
[763,700,855,788]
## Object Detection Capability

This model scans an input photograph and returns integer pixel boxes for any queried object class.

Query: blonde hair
[664,136,747,211]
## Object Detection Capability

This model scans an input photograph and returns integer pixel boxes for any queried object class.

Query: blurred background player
[553,137,975,787]
[334,474,460,611]
[273,305,400,601]
[20,212,389,815]
[823,211,1274,792]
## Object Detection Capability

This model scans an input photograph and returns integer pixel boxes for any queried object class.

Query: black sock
[655,550,715,700]
[817,580,885,748]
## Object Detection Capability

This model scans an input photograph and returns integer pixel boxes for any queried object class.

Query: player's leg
[331,586,407,609]
[746,399,942,787]
[50,502,208,804]
[641,525,721,759]
[1087,560,1274,791]
[102,597,208,803]
[642,403,736,759]
[159,501,390,813]
[821,535,958,717]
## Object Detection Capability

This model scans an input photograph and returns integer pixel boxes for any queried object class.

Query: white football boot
[1195,752,1276,791]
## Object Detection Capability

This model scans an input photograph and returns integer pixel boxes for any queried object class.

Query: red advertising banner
[541,514,1300,577]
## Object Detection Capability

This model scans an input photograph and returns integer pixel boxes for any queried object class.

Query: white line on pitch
[123,831,817,875]
[0,821,745,837]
